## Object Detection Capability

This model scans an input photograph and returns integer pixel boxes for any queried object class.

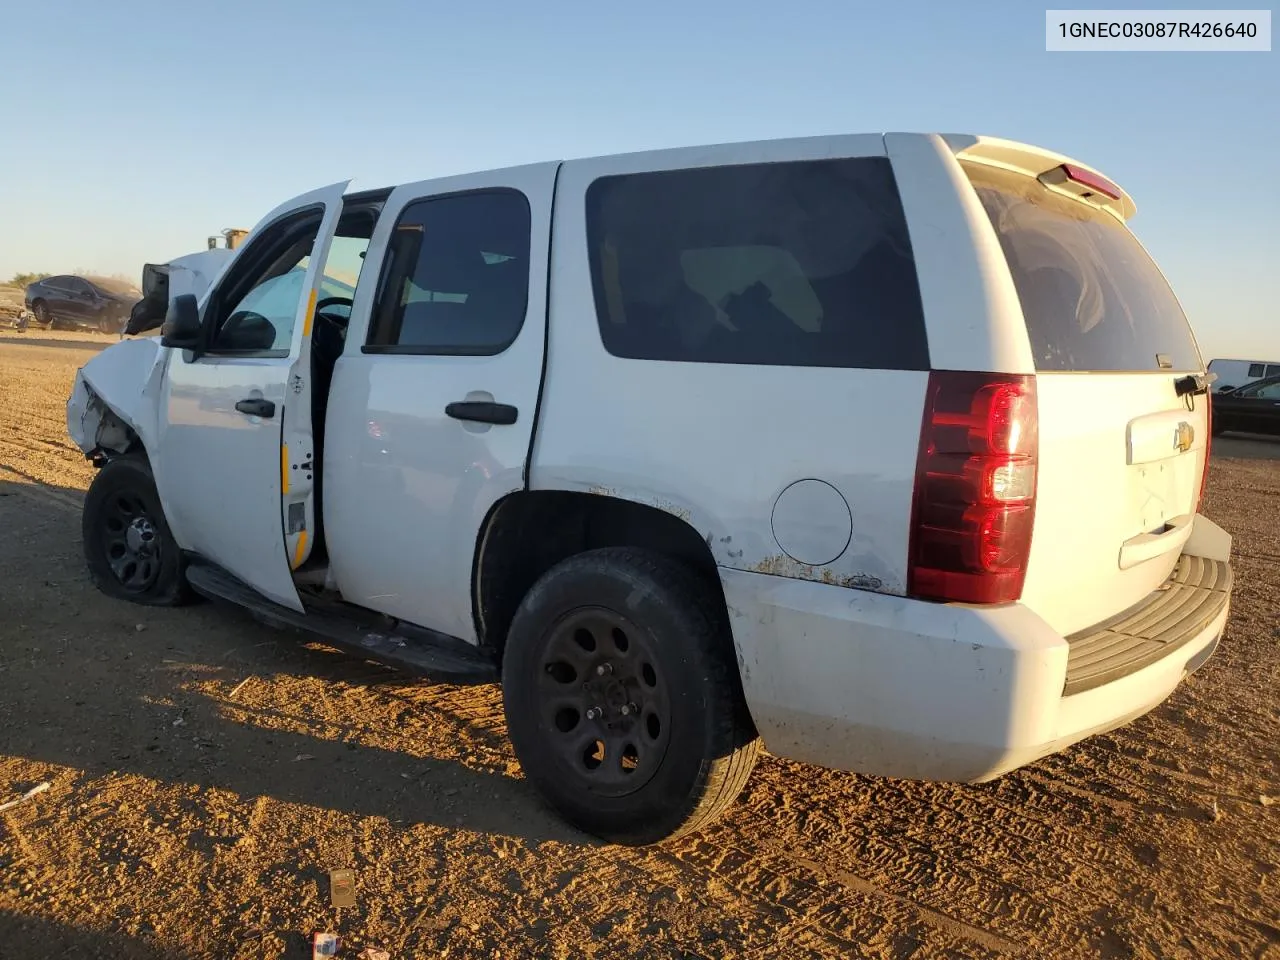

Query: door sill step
[185,562,498,684]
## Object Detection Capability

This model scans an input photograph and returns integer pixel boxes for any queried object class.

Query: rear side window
[1248,362,1267,378]
[365,190,531,355]
[965,162,1200,373]
[585,158,929,369]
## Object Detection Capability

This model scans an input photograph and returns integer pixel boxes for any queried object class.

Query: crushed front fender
[66,338,169,459]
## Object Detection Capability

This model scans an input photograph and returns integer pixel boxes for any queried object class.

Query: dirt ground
[0,330,1276,960]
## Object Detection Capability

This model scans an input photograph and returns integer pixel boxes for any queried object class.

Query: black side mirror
[160,294,202,352]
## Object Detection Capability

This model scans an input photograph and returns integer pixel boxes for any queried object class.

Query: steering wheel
[316,296,353,315]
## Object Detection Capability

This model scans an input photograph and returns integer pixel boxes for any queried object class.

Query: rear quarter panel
[530,135,929,594]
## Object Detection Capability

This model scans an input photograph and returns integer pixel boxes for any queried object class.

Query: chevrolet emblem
[1174,421,1195,453]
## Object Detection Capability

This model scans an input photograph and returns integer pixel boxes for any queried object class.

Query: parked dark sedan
[1213,373,1280,438]
[23,274,141,334]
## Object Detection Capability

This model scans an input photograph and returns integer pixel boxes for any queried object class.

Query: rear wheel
[82,455,193,606]
[502,547,760,845]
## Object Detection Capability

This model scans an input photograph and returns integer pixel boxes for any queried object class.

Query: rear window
[964,162,1201,373]
[585,158,929,370]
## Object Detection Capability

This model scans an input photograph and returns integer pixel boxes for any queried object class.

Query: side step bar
[185,563,498,685]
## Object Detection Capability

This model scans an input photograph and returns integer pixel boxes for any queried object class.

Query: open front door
[155,182,348,611]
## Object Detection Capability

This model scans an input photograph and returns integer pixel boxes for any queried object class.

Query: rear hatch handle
[1118,513,1194,570]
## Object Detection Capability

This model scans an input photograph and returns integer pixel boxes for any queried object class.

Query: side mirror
[126,265,171,337]
[160,294,202,351]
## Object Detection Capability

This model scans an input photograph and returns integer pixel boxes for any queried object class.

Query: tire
[502,547,760,845]
[82,455,193,606]
[31,300,52,328]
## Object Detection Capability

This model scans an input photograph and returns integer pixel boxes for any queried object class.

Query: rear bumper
[721,518,1231,783]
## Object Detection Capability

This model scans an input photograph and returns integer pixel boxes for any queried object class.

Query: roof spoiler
[941,134,1137,222]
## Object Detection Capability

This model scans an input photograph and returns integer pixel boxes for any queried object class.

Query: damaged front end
[67,338,169,464]
[70,246,230,461]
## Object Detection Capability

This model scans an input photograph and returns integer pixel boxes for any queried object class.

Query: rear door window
[364,190,531,355]
[1248,363,1267,378]
[585,158,929,370]
[964,162,1201,373]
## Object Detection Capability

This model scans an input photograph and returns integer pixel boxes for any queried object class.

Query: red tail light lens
[1197,394,1212,511]
[908,371,1038,605]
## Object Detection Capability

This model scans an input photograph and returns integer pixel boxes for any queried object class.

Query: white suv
[67,132,1232,845]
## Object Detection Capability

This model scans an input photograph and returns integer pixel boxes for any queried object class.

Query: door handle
[235,398,276,418]
[445,401,518,426]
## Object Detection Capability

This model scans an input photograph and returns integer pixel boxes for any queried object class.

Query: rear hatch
[963,161,1210,637]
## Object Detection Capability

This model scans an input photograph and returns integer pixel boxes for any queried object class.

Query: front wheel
[32,300,53,329]
[82,455,193,606]
[502,547,760,845]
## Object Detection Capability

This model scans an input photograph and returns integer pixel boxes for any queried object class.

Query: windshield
[963,162,1201,373]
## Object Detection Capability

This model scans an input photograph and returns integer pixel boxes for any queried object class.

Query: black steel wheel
[503,547,760,845]
[537,606,673,797]
[83,455,193,606]
[101,489,163,592]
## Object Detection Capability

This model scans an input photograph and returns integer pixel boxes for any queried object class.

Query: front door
[50,277,81,323]
[322,163,558,642]
[62,278,92,323]
[1229,377,1280,434]
[153,182,347,611]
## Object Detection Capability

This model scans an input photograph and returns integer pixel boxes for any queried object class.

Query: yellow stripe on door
[303,289,317,338]
[280,444,290,495]
[292,530,309,570]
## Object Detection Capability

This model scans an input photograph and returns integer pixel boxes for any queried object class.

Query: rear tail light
[908,371,1038,605]
[1197,393,1212,511]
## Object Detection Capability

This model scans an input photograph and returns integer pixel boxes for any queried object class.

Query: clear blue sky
[1,0,1274,360]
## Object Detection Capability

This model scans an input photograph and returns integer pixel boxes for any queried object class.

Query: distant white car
[1206,357,1280,393]
[66,133,1232,845]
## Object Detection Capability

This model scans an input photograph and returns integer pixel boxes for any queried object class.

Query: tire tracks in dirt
[0,463,83,515]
